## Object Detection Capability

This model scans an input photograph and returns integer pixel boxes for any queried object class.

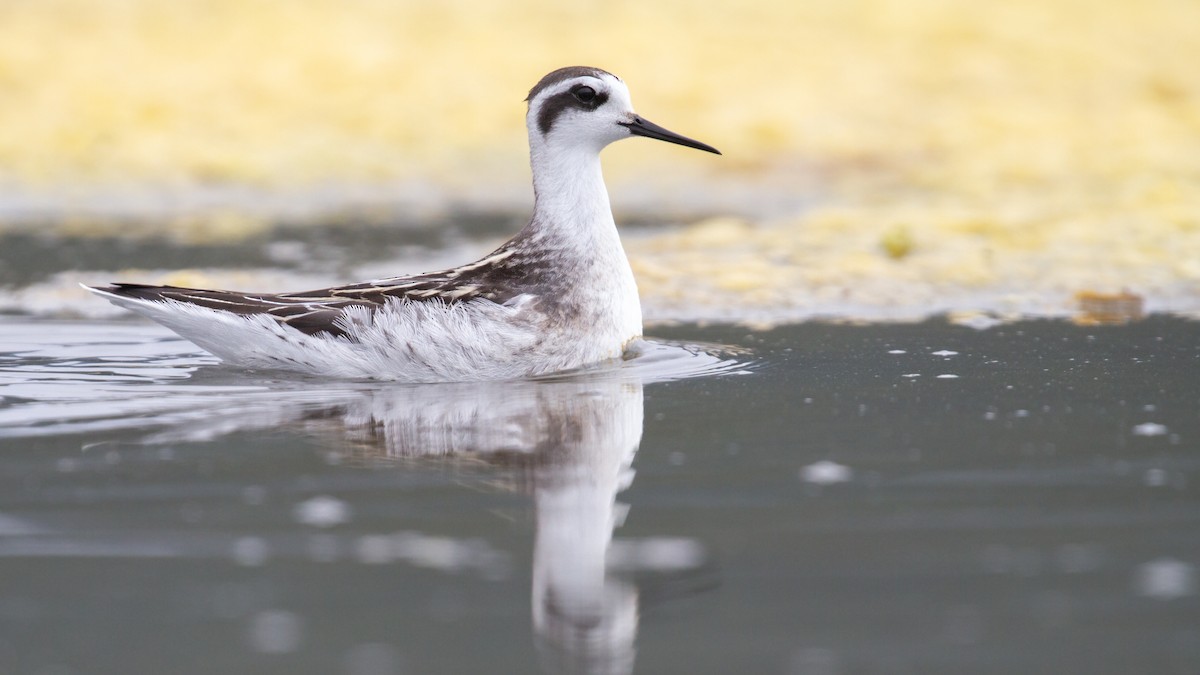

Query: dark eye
[572,86,597,103]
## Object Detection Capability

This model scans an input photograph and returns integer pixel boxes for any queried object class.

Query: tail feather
[82,282,352,338]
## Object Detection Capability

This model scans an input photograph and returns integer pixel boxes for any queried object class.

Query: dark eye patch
[536,83,610,135]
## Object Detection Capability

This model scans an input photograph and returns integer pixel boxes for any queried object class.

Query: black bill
[619,115,721,155]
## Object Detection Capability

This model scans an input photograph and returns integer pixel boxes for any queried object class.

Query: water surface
[1,316,1198,674]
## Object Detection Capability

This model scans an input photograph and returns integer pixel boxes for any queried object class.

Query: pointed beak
[618,115,721,155]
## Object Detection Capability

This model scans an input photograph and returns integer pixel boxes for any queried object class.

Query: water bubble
[608,537,705,571]
[242,485,267,506]
[293,495,351,528]
[401,535,466,571]
[643,538,705,570]
[232,537,270,567]
[1134,558,1196,599]
[1143,468,1169,487]
[800,461,853,484]
[1132,422,1169,437]
[247,610,303,654]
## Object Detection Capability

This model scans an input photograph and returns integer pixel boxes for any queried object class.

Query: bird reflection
[317,375,648,675]
[1,326,743,673]
[74,341,738,674]
[145,370,662,674]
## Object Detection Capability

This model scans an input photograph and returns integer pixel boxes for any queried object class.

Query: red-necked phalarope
[87,66,720,382]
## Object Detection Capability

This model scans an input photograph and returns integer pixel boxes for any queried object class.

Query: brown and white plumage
[91,239,536,339]
[87,66,720,381]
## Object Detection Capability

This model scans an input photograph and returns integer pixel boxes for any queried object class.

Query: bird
[86,66,721,382]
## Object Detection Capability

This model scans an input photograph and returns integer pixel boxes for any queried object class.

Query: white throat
[527,139,615,248]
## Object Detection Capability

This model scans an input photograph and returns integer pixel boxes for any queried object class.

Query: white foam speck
[1134,558,1196,599]
[293,495,351,528]
[888,349,907,354]
[232,536,270,566]
[936,374,959,379]
[401,535,466,571]
[1143,468,1169,487]
[607,537,706,571]
[902,373,921,378]
[800,460,853,484]
[248,610,304,654]
[242,485,267,506]
[932,350,959,357]
[1132,422,1169,437]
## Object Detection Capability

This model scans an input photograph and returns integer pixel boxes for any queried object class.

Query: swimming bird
[87,66,720,382]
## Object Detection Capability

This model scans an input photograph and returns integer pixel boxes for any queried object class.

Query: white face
[525,67,721,156]
[527,73,636,152]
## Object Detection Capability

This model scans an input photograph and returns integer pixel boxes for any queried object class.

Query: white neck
[521,130,643,343]
[525,139,620,252]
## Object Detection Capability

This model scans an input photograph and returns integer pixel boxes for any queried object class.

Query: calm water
[0,316,1198,674]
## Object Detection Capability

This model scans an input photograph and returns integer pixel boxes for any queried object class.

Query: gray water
[1,316,1198,674]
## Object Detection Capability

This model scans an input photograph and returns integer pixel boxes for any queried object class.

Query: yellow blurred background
[2,0,1199,322]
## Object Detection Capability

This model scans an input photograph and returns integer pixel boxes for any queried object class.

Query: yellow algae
[713,269,772,293]
[0,0,1195,190]
[679,218,754,249]
[169,212,271,246]
[879,225,915,260]
[155,270,223,290]
[2,0,1200,322]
